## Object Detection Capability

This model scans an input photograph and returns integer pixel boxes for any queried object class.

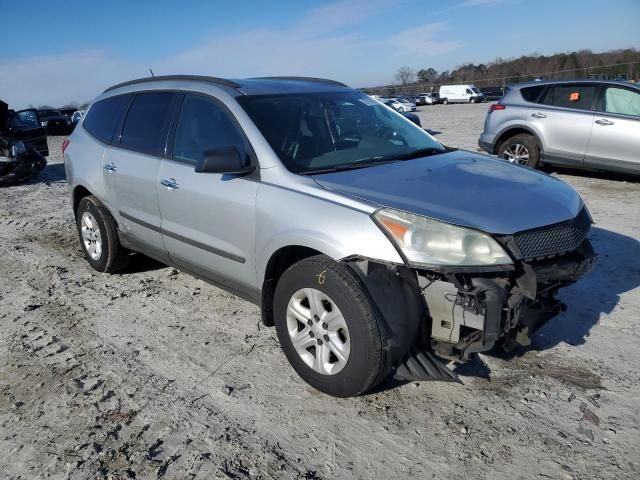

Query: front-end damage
[345,209,597,382]
[418,238,596,362]
[0,138,47,186]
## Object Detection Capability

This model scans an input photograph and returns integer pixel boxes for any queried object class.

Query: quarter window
[604,87,640,117]
[520,85,543,102]
[540,85,596,111]
[120,92,175,156]
[173,95,246,164]
[83,94,132,144]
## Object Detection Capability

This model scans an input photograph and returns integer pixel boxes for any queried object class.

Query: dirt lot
[1,104,639,479]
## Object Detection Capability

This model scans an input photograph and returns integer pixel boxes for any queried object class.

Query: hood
[312,151,583,235]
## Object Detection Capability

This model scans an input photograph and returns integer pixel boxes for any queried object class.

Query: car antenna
[149,68,155,78]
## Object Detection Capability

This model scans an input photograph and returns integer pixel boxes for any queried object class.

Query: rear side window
[520,85,544,102]
[604,87,640,117]
[173,95,246,164]
[83,94,131,144]
[540,85,596,111]
[120,92,175,156]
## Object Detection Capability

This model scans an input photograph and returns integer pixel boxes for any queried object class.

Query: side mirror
[195,146,255,175]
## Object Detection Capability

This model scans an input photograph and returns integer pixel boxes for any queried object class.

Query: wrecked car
[64,76,596,397]
[1,100,47,185]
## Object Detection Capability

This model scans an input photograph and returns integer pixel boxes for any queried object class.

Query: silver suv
[479,79,640,175]
[65,75,596,397]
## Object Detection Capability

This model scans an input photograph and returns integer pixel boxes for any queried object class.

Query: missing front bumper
[420,239,596,361]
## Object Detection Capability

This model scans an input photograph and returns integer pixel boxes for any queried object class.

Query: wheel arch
[72,184,93,216]
[260,245,324,326]
[494,124,545,159]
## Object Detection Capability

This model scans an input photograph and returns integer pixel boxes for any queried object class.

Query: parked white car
[381,98,415,112]
[439,84,485,104]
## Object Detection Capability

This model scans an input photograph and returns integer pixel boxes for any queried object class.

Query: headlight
[10,141,27,157]
[41,121,48,127]
[374,208,513,267]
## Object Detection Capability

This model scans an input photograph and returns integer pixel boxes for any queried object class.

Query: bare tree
[395,66,416,86]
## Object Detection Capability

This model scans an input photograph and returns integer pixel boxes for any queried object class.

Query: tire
[76,196,129,273]
[273,255,387,397]
[442,98,449,105]
[497,133,540,169]
[470,97,476,104]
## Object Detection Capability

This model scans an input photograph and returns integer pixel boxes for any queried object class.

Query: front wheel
[442,98,449,105]
[273,255,387,397]
[498,133,540,169]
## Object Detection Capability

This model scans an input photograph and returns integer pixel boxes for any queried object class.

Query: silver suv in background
[65,76,596,397]
[479,80,640,175]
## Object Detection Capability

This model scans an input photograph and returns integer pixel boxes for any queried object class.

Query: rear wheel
[76,196,129,273]
[498,133,540,169]
[273,255,387,397]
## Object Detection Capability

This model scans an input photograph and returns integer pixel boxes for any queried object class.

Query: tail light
[62,139,70,154]
[488,104,506,113]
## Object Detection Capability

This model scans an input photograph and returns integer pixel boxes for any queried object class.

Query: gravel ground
[1,105,639,479]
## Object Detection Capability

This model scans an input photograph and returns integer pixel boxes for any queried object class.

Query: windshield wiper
[301,157,400,175]
[397,147,447,160]
[300,148,446,175]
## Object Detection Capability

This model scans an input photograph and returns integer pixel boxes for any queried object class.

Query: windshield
[472,87,481,94]
[238,91,444,174]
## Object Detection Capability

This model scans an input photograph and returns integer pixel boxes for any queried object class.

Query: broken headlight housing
[374,208,513,267]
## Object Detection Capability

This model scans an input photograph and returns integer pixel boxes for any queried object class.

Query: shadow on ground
[118,253,168,274]
[38,163,67,184]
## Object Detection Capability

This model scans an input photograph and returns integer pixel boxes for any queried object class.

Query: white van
[438,84,485,104]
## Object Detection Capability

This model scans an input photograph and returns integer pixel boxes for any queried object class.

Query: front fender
[255,183,404,286]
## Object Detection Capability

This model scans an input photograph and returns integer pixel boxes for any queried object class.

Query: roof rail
[103,75,241,93]
[251,76,348,87]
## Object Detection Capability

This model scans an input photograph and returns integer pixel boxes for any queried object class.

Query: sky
[1,0,639,108]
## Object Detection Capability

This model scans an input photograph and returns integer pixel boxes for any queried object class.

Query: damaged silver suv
[64,76,596,397]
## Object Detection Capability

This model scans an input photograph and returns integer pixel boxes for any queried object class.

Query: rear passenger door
[157,94,258,299]
[103,92,177,263]
[584,85,640,174]
[530,84,596,167]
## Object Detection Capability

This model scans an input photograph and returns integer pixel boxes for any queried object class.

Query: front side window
[83,94,132,144]
[120,92,175,156]
[604,87,640,117]
[540,85,596,111]
[466,89,472,94]
[238,91,444,174]
[173,95,246,164]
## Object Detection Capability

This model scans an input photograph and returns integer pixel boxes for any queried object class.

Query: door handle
[160,178,179,190]
[531,113,547,119]
[595,119,614,126]
[104,163,117,173]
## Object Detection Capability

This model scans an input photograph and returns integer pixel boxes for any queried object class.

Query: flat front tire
[76,196,129,273]
[273,255,387,397]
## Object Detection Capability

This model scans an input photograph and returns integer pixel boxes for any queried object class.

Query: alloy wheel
[286,288,350,375]
[503,143,530,165]
[81,211,103,260]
